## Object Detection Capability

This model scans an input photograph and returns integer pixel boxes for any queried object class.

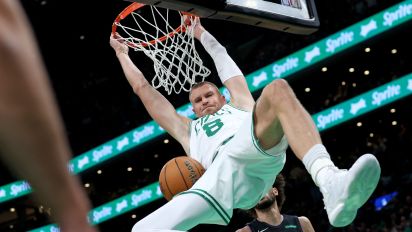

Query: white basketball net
[114,5,211,95]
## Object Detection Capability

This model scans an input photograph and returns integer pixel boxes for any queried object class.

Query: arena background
[0,0,411,231]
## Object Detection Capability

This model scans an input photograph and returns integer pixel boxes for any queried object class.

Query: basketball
[159,156,205,201]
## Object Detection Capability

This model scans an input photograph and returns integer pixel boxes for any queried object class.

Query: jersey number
[202,119,224,137]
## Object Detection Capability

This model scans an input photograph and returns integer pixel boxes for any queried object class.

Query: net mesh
[114,5,211,95]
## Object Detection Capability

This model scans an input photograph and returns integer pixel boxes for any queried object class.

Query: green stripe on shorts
[178,190,230,224]
[250,118,275,157]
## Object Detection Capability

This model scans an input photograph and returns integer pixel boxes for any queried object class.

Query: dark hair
[274,173,286,210]
[246,173,286,218]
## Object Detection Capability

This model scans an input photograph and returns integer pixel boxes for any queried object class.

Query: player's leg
[254,79,381,227]
[254,79,321,156]
[131,193,225,232]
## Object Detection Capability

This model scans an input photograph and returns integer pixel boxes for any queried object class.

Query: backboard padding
[124,0,319,34]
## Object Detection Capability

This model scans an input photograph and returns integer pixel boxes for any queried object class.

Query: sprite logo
[371,85,401,106]
[316,109,344,129]
[10,182,31,196]
[132,125,155,143]
[93,207,112,223]
[383,4,412,26]
[326,32,354,53]
[272,58,299,78]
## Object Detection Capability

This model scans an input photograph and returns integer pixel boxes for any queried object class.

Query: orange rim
[112,2,196,48]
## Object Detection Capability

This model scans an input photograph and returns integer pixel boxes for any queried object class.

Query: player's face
[190,84,226,117]
[255,187,277,210]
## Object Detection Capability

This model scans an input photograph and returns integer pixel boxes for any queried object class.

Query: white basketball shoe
[320,153,381,227]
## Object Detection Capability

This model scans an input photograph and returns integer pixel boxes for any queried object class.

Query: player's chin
[202,107,217,115]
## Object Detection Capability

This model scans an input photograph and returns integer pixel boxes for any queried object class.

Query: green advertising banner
[29,182,163,232]
[313,73,412,130]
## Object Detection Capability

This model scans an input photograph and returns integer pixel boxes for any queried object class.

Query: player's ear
[220,95,226,103]
[191,105,200,117]
[273,187,278,196]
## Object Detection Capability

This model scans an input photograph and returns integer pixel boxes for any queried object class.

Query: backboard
[124,0,320,34]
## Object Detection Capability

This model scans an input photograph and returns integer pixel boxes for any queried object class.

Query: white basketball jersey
[189,104,250,169]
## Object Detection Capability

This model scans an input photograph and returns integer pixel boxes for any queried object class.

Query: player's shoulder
[236,225,252,232]
[298,216,315,231]
[298,216,310,224]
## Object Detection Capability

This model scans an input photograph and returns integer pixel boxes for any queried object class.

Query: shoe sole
[329,154,381,227]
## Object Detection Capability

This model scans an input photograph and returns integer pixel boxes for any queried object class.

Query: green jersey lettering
[202,119,224,137]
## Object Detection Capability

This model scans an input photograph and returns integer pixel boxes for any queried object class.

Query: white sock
[302,144,336,186]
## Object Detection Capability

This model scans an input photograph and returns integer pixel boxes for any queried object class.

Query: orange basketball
[159,156,205,201]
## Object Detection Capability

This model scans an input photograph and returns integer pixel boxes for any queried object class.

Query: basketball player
[0,1,96,231]
[237,174,315,232]
[110,18,381,231]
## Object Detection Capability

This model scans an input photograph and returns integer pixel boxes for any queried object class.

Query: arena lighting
[373,191,398,211]
[30,72,412,232]
[1,0,412,204]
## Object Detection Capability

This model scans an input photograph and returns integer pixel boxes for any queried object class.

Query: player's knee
[131,222,151,232]
[131,223,140,232]
[261,79,295,108]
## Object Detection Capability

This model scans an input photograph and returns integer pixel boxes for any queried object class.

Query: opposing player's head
[189,81,226,117]
[248,174,286,218]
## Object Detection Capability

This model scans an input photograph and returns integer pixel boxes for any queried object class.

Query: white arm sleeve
[200,31,243,84]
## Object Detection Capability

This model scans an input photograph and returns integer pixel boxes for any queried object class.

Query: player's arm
[298,216,315,232]
[110,34,191,152]
[235,225,252,232]
[193,19,255,111]
[0,1,95,231]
